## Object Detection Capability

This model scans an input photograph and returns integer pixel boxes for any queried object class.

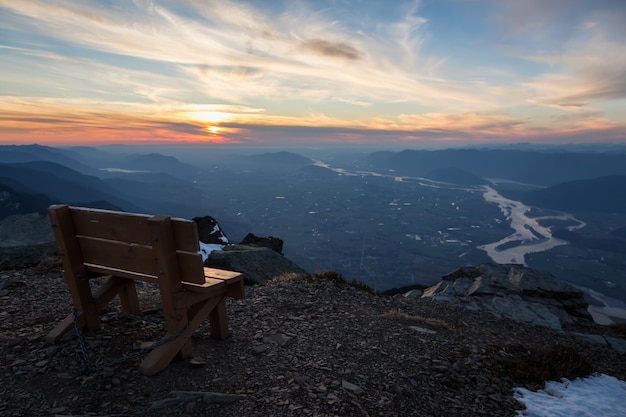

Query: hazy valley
[2,144,626,319]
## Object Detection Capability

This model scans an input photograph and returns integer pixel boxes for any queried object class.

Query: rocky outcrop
[193,215,230,244]
[421,263,593,330]
[239,233,283,254]
[0,242,57,270]
[204,244,306,285]
[194,216,301,283]
[0,213,56,270]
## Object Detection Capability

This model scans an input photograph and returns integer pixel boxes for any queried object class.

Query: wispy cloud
[0,0,624,145]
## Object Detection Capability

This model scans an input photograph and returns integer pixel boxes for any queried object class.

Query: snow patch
[514,374,626,417]
[199,241,224,261]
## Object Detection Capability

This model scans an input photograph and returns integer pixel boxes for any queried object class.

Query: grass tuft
[494,344,593,389]
[269,271,375,293]
[610,322,626,337]
[381,309,452,330]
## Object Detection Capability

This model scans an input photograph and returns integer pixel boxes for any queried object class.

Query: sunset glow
[1,0,625,146]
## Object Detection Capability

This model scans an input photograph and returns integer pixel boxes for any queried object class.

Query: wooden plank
[181,278,226,293]
[171,219,200,252]
[204,268,244,298]
[70,207,153,244]
[84,264,158,283]
[174,287,225,309]
[177,251,205,284]
[70,207,201,252]
[78,236,156,275]
[225,277,245,299]
[203,267,242,280]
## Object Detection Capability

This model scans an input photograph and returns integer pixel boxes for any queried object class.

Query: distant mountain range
[0,144,98,175]
[361,149,626,186]
[247,151,313,168]
[503,175,626,213]
[424,167,489,185]
[0,161,143,216]
[116,153,197,178]
[2,144,625,222]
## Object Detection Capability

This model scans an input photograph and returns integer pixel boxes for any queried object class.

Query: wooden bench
[46,204,244,375]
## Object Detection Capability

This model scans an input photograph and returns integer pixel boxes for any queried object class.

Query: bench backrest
[48,205,205,285]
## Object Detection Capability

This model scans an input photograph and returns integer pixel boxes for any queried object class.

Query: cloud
[300,38,363,60]
[1,0,625,146]
[522,35,626,109]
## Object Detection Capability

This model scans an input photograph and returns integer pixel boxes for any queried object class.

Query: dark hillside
[0,144,96,174]
[505,176,626,213]
[0,183,54,219]
[361,149,626,186]
[424,167,489,185]
[120,153,196,178]
[248,151,313,167]
[0,162,143,212]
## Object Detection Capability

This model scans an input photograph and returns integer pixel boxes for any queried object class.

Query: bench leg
[45,312,83,344]
[209,298,230,339]
[119,279,141,316]
[46,276,136,344]
[139,297,221,376]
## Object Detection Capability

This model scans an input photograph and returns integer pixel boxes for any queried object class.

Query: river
[477,186,586,265]
[314,161,625,323]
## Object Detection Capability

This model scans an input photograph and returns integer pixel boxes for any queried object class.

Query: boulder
[0,242,57,270]
[193,216,229,244]
[239,233,283,254]
[204,244,306,285]
[421,263,593,329]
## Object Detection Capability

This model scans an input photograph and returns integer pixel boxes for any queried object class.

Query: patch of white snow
[514,374,626,417]
[199,241,224,261]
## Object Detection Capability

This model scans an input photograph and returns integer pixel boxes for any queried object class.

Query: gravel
[1,264,625,417]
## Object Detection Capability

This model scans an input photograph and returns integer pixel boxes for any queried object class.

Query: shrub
[495,344,593,389]
[610,322,626,337]
[269,270,375,293]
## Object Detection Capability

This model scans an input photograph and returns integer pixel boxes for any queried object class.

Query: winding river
[477,186,586,265]
[314,161,626,323]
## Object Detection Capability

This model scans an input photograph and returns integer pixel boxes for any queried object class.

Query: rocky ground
[1,262,625,417]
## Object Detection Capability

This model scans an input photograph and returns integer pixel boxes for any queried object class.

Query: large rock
[421,263,592,329]
[0,213,54,247]
[204,244,306,285]
[193,216,229,244]
[239,233,283,253]
[0,242,58,270]
[0,213,57,270]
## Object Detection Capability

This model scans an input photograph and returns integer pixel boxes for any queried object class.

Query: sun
[190,111,232,136]
[207,125,222,134]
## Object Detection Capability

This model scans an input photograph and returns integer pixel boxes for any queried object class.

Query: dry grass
[495,344,594,389]
[381,309,453,331]
[610,322,626,337]
[268,271,375,293]
[268,272,312,285]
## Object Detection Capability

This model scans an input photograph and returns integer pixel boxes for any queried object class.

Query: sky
[1,0,625,147]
